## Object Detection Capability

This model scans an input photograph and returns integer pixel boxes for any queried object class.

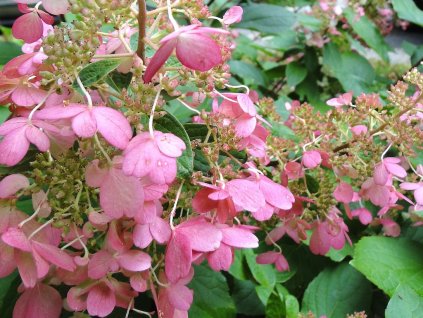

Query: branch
[137,0,147,62]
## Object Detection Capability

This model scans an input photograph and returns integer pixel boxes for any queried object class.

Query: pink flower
[0,73,47,107]
[85,158,144,219]
[333,181,354,203]
[144,25,228,82]
[122,131,186,184]
[216,93,257,138]
[360,177,398,207]
[256,251,289,272]
[15,0,69,15]
[302,150,322,169]
[13,283,62,318]
[3,52,47,78]
[67,278,136,317]
[350,125,368,136]
[2,227,76,287]
[12,4,54,43]
[373,157,407,185]
[283,161,304,180]
[266,216,310,244]
[351,207,373,225]
[165,217,222,283]
[192,179,266,222]
[237,124,269,159]
[326,92,353,107]
[0,117,57,166]
[223,6,243,25]
[36,103,132,149]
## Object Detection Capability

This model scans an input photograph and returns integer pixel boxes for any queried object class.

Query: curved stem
[149,86,162,139]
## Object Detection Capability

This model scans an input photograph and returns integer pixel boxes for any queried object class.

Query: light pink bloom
[0,174,29,198]
[122,131,186,184]
[12,4,54,43]
[165,217,222,283]
[15,0,69,15]
[326,91,353,107]
[266,217,310,244]
[351,207,373,225]
[302,150,322,169]
[36,103,132,149]
[256,251,289,272]
[351,125,368,136]
[376,218,401,237]
[237,123,269,159]
[333,181,354,203]
[360,177,398,207]
[85,158,144,219]
[192,179,266,222]
[144,25,228,82]
[223,6,243,25]
[67,278,136,318]
[216,93,257,138]
[0,117,57,166]
[13,283,62,318]
[374,157,407,185]
[3,52,47,78]
[0,74,47,107]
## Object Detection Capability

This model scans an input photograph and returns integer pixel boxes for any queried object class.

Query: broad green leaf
[285,294,300,318]
[0,272,20,317]
[237,3,296,34]
[302,263,372,318]
[0,272,18,309]
[350,237,423,297]
[0,107,11,124]
[392,0,423,27]
[286,62,307,87]
[229,249,250,281]
[75,59,122,88]
[344,8,390,61]
[188,265,236,318]
[231,279,265,316]
[105,71,133,92]
[265,291,285,318]
[183,124,209,142]
[0,41,22,66]
[386,285,423,318]
[270,121,298,141]
[243,249,276,289]
[228,60,266,87]
[154,112,194,178]
[326,241,354,262]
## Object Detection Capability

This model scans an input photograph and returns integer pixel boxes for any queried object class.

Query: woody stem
[137,0,147,62]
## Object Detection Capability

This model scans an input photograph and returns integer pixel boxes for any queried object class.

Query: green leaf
[154,112,194,178]
[392,0,423,27]
[0,107,11,124]
[0,41,22,65]
[74,59,122,88]
[229,249,250,281]
[228,60,266,87]
[386,285,423,318]
[302,263,372,318]
[285,294,300,318]
[183,124,209,142]
[344,8,390,61]
[265,290,285,318]
[350,237,423,297]
[270,121,298,141]
[232,279,265,316]
[237,3,296,34]
[243,249,276,289]
[105,71,133,92]
[326,241,354,262]
[188,265,236,318]
[0,272,20,317]
[286,62,307,87]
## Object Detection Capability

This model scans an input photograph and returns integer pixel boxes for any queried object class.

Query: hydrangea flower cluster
[0,0,422,317]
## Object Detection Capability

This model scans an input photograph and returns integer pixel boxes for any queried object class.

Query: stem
[167,0,179,30]
[28,219,54,240]
[93,53,134,59]
[149,86,162,139]
[75,71,93,108]
[169,180,185,230]
[177,98,201,115]
[28,91,53,122]
[94,133,112,164]
[137,0,147,62]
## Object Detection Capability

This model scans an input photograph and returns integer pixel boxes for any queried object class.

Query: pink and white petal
[176,34,222,71]
[221,226,258,248]
[42,0,70,15]
[12,13,43,43]
[155,132,186,157]
[93,106,132,149]
[25,126,50,151]
[72,110,97,138]
[235,114,256,138]
[237,94,256,116]
[223,6,243,25]
[0,174,29,198]
[87,284,116,318]
[144,39,177,83]
[117,250,152,272]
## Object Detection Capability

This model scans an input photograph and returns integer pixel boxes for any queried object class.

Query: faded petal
[0,174,29,198]
[72,110,97,138]
[117,250,152,272]
[87,283,116,318]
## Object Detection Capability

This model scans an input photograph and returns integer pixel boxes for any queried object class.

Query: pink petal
[42,0,69,15]
[0,126,30,166]
[226,179,265,212]
[144,39,177,83]
[0,117,27,135]
[0,243,15,277]
[32,241,76,271]
[72,110,97,138]
[167,284,194,311]
[117,250,152,272]
[85,159,108,187]
[415,187,423,206]
[373,163,389,185]
[256,251,279,264]
[25,125,50,151]
[13,284,62,318]
[11,85,47,107]
[333,182,354,203]
[133,224,153,249]
[223,6,243,25]
[15,251,38,288]
[207,243,233,271]
[385,162,407,178]
[302,150,322,169]
[2,227,32,251]
[36,104,86,120]
[93,106,132,149]
[88,250,116,279]
[12,12,43,43]
[176,33,222,71]
[237,94,256,116]
[165,232,192,283]
[155,132,186,157]
[221,226,258,248]
[177,220,222,252]
[151,217,172,244]
[87,284,116,318]
[0,174,29,198]
[192,188,216,213]
[130,273,148,292]
[38,10,54,25]
[400,182,420,191]
[275,254,290,272]
[253,203,275,221]
[259,176,294,210]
